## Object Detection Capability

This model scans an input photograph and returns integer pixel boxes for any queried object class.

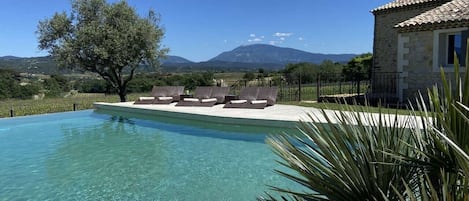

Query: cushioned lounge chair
[223,86,277,109]
[210,86,230,104]
[257,86,278,106]
[176,86,229,107]
[134,86,184,104]
[223,87,259,108]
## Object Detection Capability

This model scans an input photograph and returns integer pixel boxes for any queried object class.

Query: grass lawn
[280,101,413,116]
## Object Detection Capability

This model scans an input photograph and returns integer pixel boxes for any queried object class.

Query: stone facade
[398,31,439,100]
[371,5,442,103]
[371,0,467,104]
[399,30,466,101]
[373,7,437,74]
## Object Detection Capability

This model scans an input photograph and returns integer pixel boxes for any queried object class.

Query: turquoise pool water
[0,110,299,200]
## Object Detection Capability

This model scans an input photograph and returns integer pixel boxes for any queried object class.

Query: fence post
[10,107,14,117]
[316,74,320,101]
[298,72,302,101]
[339,80,342,94]
[357,78,361,95]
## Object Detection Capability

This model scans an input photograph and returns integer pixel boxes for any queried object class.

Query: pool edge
[93,102,299,129]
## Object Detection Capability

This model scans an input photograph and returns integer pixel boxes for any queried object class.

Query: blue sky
[0,0,390,62]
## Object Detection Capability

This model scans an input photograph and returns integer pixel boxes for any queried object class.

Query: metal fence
[224,72,399,104]
[2,103,82,118]
[368,72,401,104]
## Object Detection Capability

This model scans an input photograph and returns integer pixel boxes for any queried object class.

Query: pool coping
[93,102,310,129]
[93,102,422,129]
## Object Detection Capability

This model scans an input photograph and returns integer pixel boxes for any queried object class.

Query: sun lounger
[223,86,278,109]
[223,87,260,108]
[134,86,184,104]
[210,86,230,104]
[176,86,230,107]
[257,86,278,106]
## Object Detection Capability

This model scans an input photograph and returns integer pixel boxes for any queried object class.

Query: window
[447,33,462,65]
[433,28,468,71]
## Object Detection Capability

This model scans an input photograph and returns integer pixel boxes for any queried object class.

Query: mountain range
[209,44,356,64]
[0,44,358,74]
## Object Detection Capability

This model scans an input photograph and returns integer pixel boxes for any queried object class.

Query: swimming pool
[0,110,300,200]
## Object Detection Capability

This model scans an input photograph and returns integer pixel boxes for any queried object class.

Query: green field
[0,93,144,118]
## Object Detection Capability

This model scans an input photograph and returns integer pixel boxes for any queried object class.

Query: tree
[282,62,319,84]
[37,0,168,102]
[0,69,41,100]
[243,72,256,81]
[342,53,372,81]
[43,74,70,97]
[0,69,19,99]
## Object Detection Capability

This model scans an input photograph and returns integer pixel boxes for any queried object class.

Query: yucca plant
[261,41,469,201]
[394,44,469,200]
[259,103,421,201]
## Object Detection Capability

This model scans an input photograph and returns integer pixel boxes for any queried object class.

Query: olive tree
[37,0,168,102]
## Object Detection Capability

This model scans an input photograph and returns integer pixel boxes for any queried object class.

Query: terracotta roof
[372,0,443,13]
[396,0,469,31]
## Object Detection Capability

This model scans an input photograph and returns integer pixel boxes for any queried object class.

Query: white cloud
[248,38,263,42]
[269,40,283,45]
[298,37,304,41]
[247,33,264,42]
[273,32,293,37]
[280,37,285,41]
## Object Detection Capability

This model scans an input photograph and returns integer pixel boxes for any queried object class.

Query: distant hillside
[0,56,21,60]
[161,55,193,64]
[161,60,284,72]
[0,55,194,74]
[0,56,63,74]
[1,45,360,74]
[209,44,357,64]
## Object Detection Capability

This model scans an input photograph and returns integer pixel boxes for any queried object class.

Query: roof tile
[372,0,445,12]
[396,0,469,29]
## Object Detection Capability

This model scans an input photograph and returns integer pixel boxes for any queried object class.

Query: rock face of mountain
[161,55,193,64]
[210,44,356,64]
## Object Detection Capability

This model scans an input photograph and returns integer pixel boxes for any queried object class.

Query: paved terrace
[94,102,421,129]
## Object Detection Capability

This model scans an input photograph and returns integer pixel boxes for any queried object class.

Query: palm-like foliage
[259,105,420,201]
[261,41,469,200]
[396,45,469,200]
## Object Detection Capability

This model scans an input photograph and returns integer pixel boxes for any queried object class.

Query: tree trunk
[118,89,127,102]
[117,77,127,102]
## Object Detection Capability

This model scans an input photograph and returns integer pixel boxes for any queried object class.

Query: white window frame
[433,28,467,72]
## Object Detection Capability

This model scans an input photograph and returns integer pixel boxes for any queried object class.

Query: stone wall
[373,7,440,73]
[400,31,466,102]
[371,5,445,103]
[400,31,437,100]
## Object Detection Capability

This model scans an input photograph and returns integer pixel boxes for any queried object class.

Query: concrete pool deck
[93,102,421,129]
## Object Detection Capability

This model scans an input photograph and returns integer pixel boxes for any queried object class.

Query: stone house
[371,0,468,104]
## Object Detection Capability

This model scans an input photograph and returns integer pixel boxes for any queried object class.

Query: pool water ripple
[0,110,302,200]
